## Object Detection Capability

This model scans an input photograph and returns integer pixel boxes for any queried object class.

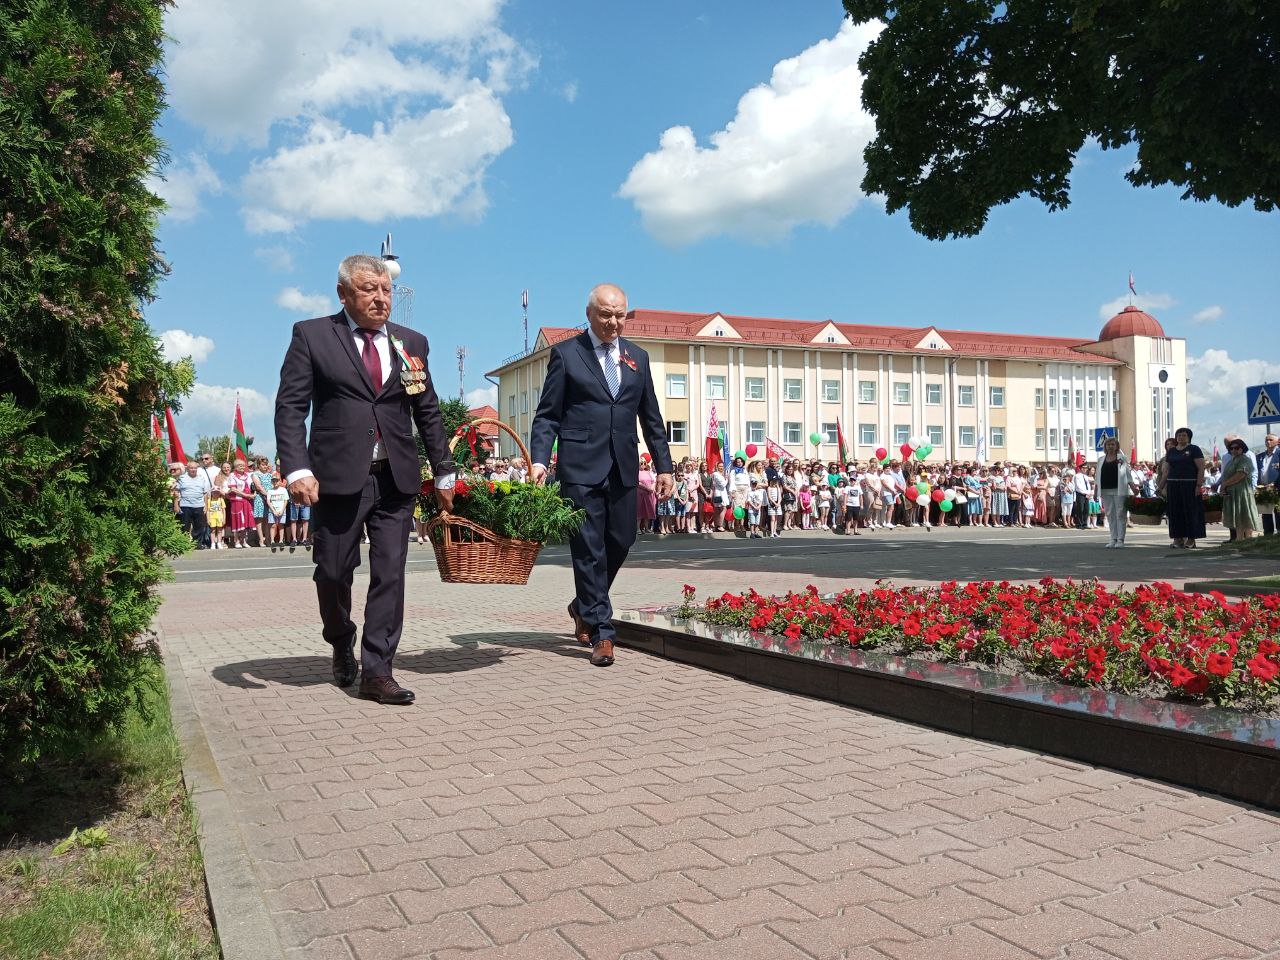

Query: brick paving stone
[158,563,1280,960]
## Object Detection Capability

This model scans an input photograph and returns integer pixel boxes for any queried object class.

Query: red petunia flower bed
[681,580,1280,713]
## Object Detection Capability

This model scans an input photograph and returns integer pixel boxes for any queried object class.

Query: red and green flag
[164,407,186,464]
[836,418,849,464]
[705,404,722,473]
[232,396,251,461]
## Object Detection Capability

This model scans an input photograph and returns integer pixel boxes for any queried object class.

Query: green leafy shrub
[0,0,191,766]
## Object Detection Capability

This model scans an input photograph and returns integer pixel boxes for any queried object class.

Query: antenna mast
[456,346,468,401]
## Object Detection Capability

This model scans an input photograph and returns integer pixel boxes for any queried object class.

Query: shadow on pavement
[447,631,592,663]
[210,643,529,690]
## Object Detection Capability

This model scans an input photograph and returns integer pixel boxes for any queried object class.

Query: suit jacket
[530,332,672,488]
[1257,447,1280,487]
[275,312,453,497]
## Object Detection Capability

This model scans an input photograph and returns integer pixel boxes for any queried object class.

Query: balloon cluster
[898,434,934,462]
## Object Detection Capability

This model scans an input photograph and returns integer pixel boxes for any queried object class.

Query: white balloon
[943,489,956,501]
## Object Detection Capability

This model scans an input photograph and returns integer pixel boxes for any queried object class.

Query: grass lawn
[1212,535,1280,556]
[0,662,218,960]
[1214,575,1280,588]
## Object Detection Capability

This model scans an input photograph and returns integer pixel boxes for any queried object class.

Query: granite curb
[160,630,286,960]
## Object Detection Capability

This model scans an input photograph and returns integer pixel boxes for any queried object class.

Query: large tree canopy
[843,0,1279,239]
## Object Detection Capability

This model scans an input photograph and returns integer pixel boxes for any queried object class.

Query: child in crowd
[766,478,783,538]
[266,476,290,551]
[747,478,765,538]
[206,487,226,549]
[797,484,813,530]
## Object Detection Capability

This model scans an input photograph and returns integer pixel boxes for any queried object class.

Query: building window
[1048,389,1057,411]
[1113,390,1120,412]
[822,422,839,444]
[927,425,943,446]
[1035,387,1044,409]
[666,373,687,398]
[1049,428,1058,450]
[859,424,877,445]
[714,329,725,337]
[665,421,687,444]
[825,334,836,343]
[990,426,1005,448]
[706,375,726,399]
[1076,428,1085,449]
[744,376,764,401]
[894,424,910,445]
[1074,389,1084,410]
[958,384,975,406]
[1061,389,1070,409]
[507,395,515,417]
[783,422,802,444]
[1098,389,1107,411]
[959,426,976,447]
[1087,389,1096,411]
[925,383,942,405]
[783,378,803,401]
[520,392,528,414]
[990,385,1005,407]
[822,379,840,402]
[746,421,765,443]
[1035,428,1045,450]
[858,380,876,403]
[893,382,911,404]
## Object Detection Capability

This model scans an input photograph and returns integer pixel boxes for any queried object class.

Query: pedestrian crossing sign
[1247,383,1280,425]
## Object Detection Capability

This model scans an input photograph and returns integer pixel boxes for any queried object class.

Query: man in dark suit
[1258,434,1279,535]
[275,254,455,704]
[530,284,672,667]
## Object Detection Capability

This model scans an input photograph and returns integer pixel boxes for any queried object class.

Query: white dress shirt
[286,312,453,489]
[532,330,622,473]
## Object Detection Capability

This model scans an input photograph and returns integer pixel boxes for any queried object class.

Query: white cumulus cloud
[173,383,276,455]
[242,90,513,232]
[618,19,882,246]
[1191,305,1224,325]
[147,153,223,221]
[561,80,578,103]
[465,385,498,409]
[1098,292,1177,321]
[276,287,333,314]
[158,329,216,364]
[1187,349,1280,445]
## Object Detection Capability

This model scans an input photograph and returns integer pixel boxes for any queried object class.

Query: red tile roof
[1099,305,1166,341]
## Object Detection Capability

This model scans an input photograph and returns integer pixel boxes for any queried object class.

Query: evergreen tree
[0,0,190,764]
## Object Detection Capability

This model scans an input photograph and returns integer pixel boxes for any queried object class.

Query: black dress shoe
[358,675,415,705]
[332,644,358,688]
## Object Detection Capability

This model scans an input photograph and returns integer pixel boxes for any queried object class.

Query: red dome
[1099,305,1166,341]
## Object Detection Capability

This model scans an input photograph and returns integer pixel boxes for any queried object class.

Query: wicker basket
[425,417,543,584]
[1129,513,1164,526]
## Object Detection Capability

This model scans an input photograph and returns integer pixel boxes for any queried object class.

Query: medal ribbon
[389,335,420,372]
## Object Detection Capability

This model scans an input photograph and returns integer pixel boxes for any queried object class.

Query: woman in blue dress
[1161,427,1206,548]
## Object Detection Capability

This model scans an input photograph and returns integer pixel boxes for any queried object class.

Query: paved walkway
[159,558,1280,960]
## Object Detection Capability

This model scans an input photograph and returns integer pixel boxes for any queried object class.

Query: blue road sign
[1093,426,1117,451]
[1247,383,1280,425]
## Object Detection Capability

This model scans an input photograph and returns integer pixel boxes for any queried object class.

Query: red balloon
[930,488,946,502]
[899,443,912,458]
[744,443,758,458]
[904,487,918,502]
[874,447,888,461]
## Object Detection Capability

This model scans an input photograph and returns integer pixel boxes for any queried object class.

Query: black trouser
[1073,496,1089,528]
[311,466,415,679]
[562,462,637,646]
[179,505,207,545]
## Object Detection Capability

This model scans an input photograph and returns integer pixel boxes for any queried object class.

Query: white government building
[487,305,1187,466]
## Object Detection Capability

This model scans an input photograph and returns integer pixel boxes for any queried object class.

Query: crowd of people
[168,430,1280,553]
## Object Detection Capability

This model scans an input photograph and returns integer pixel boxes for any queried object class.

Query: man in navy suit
[275,254,455,704]
[530,284,672,667]
[1258,434,1279,535]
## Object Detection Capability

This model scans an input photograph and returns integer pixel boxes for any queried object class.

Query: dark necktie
[359,328,382,391]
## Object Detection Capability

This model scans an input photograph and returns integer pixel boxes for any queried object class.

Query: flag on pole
[164,407,186,464]
[766,438,796,461]
[1128,271,1136,295]
[151,414,166,465]
[975,423,987,466]
[1066,432,1075,468]
[232,395,251,461]
[835,418,849,464]
[704,404,722,473]
[1130,438,1137,465]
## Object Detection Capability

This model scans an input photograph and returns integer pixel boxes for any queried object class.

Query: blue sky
[147,0,1280,457]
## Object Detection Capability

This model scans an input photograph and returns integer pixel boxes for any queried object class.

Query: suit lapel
[331,312,375,396]
[575,332,611,398]
[378,324,404,399]
[617,337,638,401]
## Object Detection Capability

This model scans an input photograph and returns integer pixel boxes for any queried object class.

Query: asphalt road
[168,523,1275,586]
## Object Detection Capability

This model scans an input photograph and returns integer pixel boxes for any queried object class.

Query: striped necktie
[599,342,619,398]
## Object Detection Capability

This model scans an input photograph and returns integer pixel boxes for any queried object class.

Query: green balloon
[938,498,954,512]
[809,432,822,445]
[915,447,928,461]
[733,505,745,519]
[733,450,746,461]
[915,481,929,495]
[921,443,934,456]
[880,456,889,465]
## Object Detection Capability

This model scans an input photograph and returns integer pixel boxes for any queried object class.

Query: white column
[726,347,736,453]
[803,350,811,455]
[814,350,823,454]
[881,354,890,450]
[847,352,857,453]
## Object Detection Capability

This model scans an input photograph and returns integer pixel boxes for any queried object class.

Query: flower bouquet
[1256,487,1279,510]
[420,419,583,584]
[1125,495,1165,525]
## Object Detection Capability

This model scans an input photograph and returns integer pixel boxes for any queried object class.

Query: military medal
[390,336,427,395]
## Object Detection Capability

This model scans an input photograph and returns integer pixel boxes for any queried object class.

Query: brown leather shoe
[568,602,592,647]
[357,675,415,705]
[590,639,615,667]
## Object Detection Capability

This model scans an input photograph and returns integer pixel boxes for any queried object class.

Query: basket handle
[450,416,531,466]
